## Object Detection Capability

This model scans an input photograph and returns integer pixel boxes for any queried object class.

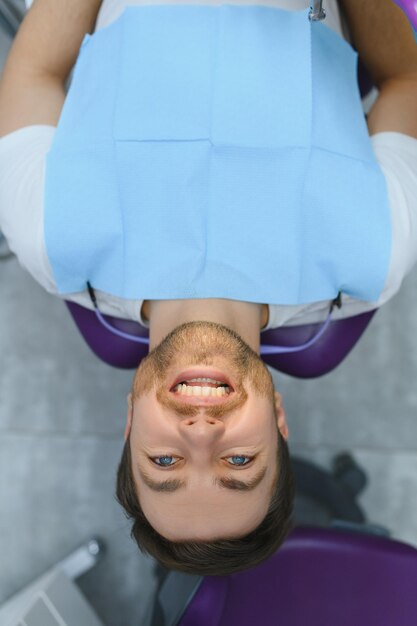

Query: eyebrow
[137,465,268,493]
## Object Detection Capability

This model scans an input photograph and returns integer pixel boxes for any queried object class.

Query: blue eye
[226,455,253,466]
[152,456,180,467]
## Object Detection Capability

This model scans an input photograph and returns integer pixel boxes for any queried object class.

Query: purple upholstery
[394,0,417,29]
[66,301,149,369]
[65,302,376,377]
[261,310,376,378]
[179,527,417,626]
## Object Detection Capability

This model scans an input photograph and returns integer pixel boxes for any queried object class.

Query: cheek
[133,355,162,396]
[124,420,131,441]
[247,362,275,398]
[131,400,170,443]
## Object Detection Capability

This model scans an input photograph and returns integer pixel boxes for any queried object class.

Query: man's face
[126,321,288,541]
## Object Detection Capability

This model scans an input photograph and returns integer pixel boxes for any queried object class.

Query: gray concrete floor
[279,270,417,546]
[0,257,157,626]
[2,15,417,626]
[0,27,156,626]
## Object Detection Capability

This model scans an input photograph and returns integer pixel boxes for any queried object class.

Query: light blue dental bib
[44,5,391,305]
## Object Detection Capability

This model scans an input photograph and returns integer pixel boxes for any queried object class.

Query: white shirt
[1,0,417,329]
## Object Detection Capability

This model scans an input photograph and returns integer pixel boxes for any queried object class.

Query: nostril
[182,418,220,427]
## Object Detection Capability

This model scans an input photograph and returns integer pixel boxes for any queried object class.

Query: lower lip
[170,368,233,391]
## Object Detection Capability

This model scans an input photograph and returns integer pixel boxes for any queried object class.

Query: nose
[178,414,225,446]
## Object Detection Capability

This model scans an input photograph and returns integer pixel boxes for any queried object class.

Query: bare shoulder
[367,74,417,139]
[339,0,417,139]
[0,65,63,138]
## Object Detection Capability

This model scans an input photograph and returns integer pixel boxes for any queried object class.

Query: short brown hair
[116,428,295,576]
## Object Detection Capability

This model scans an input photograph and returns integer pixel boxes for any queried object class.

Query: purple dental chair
[66,300,376,378]
[149,527,417,626]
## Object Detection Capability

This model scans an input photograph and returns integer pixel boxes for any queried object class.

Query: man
[0,0,416,575]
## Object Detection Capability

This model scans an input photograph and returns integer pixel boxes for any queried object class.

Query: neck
[142,299,269,352]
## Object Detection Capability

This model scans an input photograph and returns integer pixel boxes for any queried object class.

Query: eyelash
[151,455,254,468]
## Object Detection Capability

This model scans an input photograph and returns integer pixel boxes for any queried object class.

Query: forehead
[137,473,273,541]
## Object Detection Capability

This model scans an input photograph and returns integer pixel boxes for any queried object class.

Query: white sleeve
[0,125,59,294]
[371,132,417,306]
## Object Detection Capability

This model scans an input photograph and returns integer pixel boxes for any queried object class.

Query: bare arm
[338,0,417,138]
[0,0,102,137]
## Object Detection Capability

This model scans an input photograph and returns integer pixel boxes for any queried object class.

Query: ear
[124,393,133,441]
[274,391,289,441]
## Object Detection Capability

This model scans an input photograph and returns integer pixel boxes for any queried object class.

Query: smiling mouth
[169,369,235,403]
[173,377,232,397]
